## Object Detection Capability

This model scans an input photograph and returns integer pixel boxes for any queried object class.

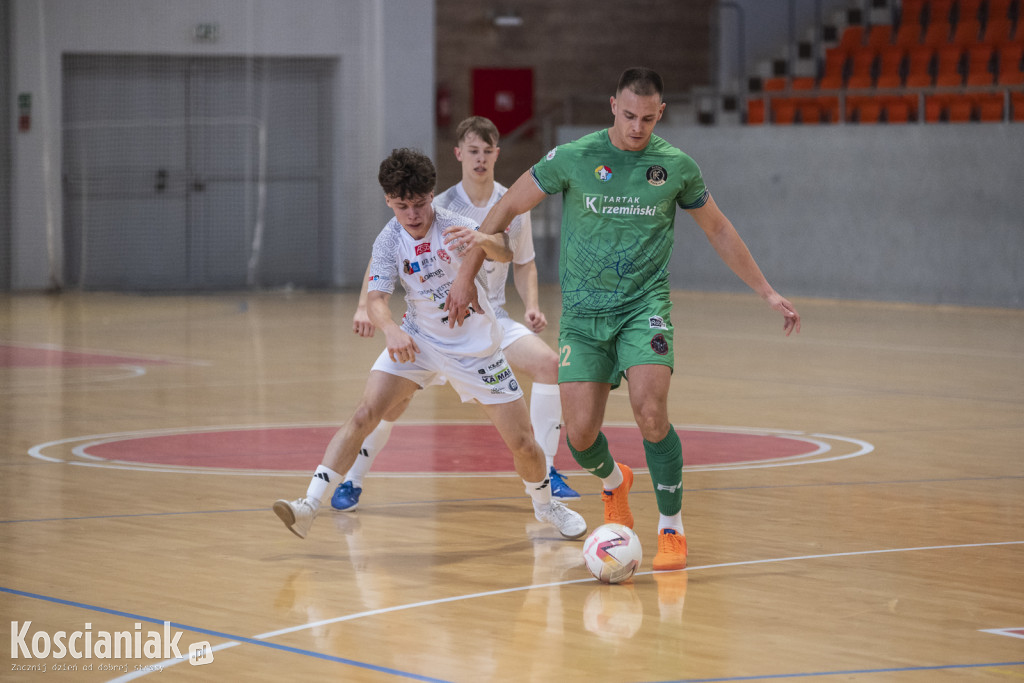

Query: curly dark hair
[378,148,436,199]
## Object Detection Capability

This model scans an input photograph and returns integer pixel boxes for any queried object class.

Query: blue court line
[2,474,1020,525]
[0,586,452,683]
[650,660,1024,682]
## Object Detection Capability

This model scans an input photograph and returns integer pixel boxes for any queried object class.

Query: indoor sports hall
[2,1,1022,682]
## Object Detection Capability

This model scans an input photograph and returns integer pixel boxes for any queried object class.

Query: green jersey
[530,129,708,316]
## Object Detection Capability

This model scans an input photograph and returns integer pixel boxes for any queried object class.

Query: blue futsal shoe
[331,481,362,511]
[549,467,580,501]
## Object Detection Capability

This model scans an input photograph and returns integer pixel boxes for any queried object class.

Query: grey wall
[558,123,1024,309]
[8,0,434,291]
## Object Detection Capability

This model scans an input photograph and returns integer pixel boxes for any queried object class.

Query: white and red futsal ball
[582,523,642,584]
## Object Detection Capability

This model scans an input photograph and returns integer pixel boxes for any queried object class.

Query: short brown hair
[455,116,499,147]
[616,67,664,100]
[378,148,436,199]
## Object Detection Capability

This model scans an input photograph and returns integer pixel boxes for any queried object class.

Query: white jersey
[433,182,535,321]
[367,206,502,358]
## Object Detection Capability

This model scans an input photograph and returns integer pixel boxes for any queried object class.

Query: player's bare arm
[445,171,546,327]
[352,259,376,338]
[442,225,512,262]
[513,260,546,333]
[687,196,801,336]
[367,289,421,362]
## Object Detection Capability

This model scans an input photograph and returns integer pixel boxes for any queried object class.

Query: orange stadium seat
[747,98,765,124]
[958,0,984,22]
[973,93,1005,121]
[876,46,906,87]
[934,45,964,85]
[817,96,841,122]
[996,43,1024,84]
[922,19,953,46]
[965,44,996,84]
[952,18,983,45]
[986,0,1016,22]
[906,46,936,86]
[847,48,879,88]
[901,0,928,26]
[983,18,1015,45]
[924,94,948,121]
[772,98,798,124]
[867,24,894,47]
[947,95,974,121]
[797,99,824,124]
[1012,91,1024,121]
[791,77,817,90]
[820,47,850,89]
[884,95,919,122]
[894,19,924,45]
[838,25,866,50]
[927,0,956,24]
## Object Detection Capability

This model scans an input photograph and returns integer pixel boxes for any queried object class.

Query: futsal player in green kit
[446,68,801,571]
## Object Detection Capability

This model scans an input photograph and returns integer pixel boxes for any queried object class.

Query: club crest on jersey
[594,165,613,182]
[651,333,669,355]
[646,165,668,186]
[437,248,451,263]
[415,242,431,255]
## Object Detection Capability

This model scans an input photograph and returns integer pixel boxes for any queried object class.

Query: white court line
[107,540,1024,682]
[30,422,871,475]
[980,627,1024,640]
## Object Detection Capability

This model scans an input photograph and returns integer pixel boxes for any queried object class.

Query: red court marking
[0,344,174,367]
[80,425,818,472]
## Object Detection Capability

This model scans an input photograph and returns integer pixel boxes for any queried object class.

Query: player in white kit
[335,117,579,511]
[273,148,586,541]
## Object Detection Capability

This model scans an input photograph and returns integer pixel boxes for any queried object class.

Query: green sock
[644,425,683,515]
[567,431,616,479]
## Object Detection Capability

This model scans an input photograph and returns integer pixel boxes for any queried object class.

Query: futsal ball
[582,523,642,584]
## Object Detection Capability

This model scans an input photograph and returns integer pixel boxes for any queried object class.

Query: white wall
[9,0,434,290]
[558,122,1024,309]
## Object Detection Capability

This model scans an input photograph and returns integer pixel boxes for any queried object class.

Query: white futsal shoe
[273,497,317,539]
[534,500,588,540]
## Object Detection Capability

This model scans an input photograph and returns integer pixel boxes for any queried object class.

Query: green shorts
[557,294,674,388]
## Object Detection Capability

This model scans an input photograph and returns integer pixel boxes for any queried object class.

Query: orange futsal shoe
[601,463,634,529]
[652,528,688,571]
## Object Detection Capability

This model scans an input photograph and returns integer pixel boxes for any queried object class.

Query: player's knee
[633,409,669,442]
[349,403,382,433]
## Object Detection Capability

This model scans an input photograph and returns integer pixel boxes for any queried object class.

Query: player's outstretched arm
[352,259,376,337]
[442,226,512,262]
[687,196,801,336]
[513,260,546,333]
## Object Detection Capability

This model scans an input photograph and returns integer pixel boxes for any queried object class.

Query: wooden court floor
[1,288,1022,682]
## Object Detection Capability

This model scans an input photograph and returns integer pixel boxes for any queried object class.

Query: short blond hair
[455,116,499,147]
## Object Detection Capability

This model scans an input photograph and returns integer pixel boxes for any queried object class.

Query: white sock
[306,465,341,508]
[659,513,684,535]
[524,477,553,508]
[529,383,562,470]
[345,420,395,486]
[601,463,624,491]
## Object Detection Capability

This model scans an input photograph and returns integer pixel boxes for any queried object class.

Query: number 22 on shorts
[559,344,572,367]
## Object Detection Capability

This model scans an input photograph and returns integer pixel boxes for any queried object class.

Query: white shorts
[498,317,534,349]
[370,340,523,405]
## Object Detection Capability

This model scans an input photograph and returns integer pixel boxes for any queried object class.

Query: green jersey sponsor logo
[583,193,658,216]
